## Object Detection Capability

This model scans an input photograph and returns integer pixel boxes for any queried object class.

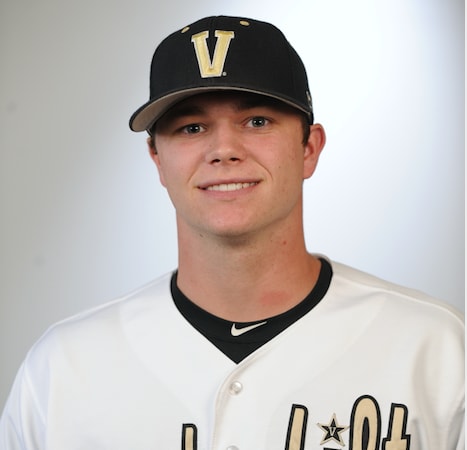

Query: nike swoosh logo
[231,321,268,337]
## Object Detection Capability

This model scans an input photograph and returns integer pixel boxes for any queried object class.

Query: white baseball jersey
[0,259,464,449]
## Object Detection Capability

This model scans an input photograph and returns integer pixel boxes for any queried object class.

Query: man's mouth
[203,182,258,192]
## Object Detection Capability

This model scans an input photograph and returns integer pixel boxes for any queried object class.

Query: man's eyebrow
[234,95,291,113]
[161,104,205,122]
[160,94,286,124]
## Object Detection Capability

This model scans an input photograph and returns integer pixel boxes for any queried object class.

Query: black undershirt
[171,258,333,363]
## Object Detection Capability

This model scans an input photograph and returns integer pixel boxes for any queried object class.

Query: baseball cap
[129,15,314,133]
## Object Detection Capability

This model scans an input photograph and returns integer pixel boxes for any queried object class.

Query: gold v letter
[191,30,235,78]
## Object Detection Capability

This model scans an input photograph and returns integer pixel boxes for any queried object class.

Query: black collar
[171,258,333,363]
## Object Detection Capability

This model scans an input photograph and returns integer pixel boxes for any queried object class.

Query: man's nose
[205,126,246,165]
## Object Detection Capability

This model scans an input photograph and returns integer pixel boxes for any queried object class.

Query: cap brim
[129,86,310,133]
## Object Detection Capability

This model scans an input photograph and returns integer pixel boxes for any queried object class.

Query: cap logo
[191,30,235,78]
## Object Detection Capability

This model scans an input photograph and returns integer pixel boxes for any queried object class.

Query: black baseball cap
[129,15,314,133]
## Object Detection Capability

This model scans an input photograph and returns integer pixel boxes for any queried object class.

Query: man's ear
[147,135,158,155]
[303,124,326,179]
[147,137,167,187]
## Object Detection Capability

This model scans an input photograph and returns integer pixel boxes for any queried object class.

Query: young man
[0,15,464,450]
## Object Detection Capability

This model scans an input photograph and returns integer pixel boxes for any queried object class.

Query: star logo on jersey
[317,413,349,446]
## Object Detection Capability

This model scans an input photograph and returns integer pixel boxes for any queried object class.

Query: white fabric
[0,260,464,449]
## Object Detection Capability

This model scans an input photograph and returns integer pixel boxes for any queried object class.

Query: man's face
[150,92,324,242]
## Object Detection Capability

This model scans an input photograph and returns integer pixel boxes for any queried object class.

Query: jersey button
[229,381,243,395]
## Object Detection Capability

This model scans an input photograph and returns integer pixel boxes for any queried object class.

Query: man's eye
[249,117,268,128]
[182,124,204,134]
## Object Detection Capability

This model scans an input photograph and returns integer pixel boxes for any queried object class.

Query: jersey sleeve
[0,361,47,450]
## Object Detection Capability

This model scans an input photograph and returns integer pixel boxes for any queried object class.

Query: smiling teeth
[206,182,257,191]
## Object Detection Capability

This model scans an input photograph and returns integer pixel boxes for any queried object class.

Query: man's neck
[176,224,321,322]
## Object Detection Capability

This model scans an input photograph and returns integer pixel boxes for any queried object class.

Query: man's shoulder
[55,271,173,327]
[327,259,464,326]
[26,271,175,363]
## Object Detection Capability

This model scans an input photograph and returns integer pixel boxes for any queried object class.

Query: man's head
[129,16,314,134]
[146,89,325,241]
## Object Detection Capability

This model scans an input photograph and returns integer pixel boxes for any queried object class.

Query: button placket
[229,381,243,395]
[212,364,253,450]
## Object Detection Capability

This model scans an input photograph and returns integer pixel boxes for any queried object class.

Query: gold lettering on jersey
[179,397,411,449]
[181,424,197,450]
[349,395,381,449]
[382,404,411,450]
[191,30,235,78]
[285,404,308,450]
